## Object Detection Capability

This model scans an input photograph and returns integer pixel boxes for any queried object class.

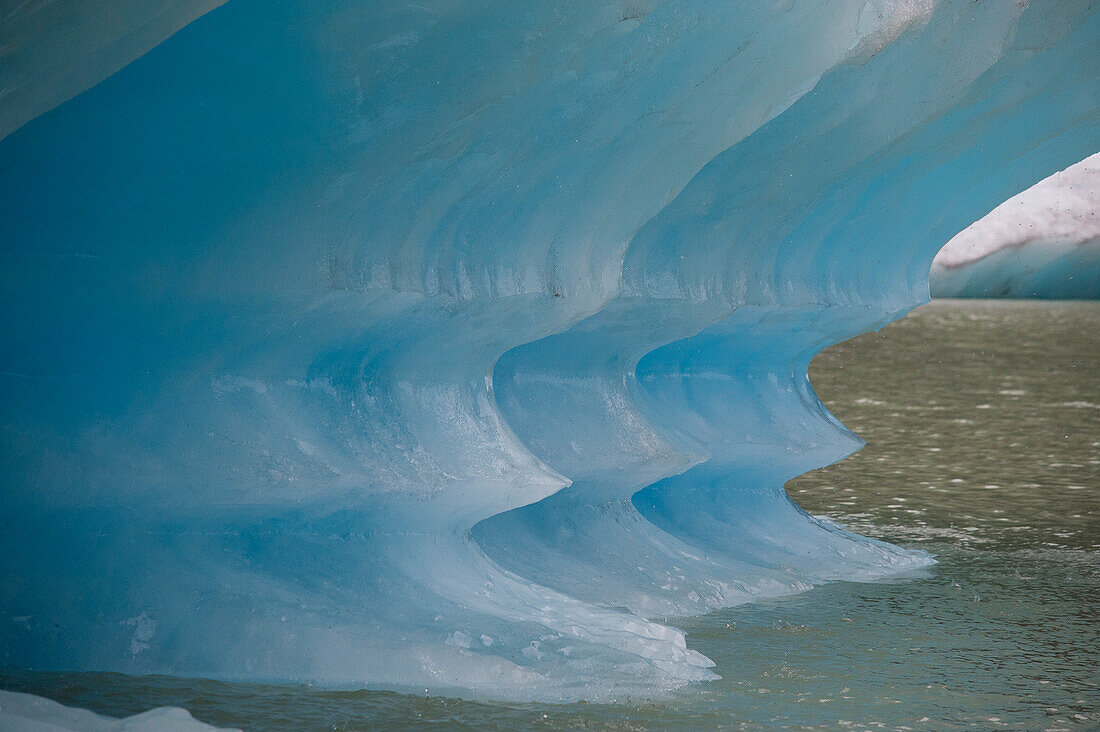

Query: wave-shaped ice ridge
[0,0,1097,701]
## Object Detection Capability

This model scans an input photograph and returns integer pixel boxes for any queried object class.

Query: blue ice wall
[0,0,227,140]
[1,0,1098,700]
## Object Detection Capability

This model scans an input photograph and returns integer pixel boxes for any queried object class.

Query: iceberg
[0,690,231,731]
[0,0,1097,701]
[931,153,1100,298]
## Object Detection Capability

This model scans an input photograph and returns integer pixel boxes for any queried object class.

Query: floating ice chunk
[0,690,233,731]
[931,154,1100,299]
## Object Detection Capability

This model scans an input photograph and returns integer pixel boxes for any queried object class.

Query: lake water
[3,299,1097,729]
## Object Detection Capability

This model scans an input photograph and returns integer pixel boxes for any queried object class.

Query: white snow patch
[120,612,156,655]
[933,153,1100,269]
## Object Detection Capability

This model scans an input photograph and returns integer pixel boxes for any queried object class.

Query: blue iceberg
[1,0,1097,700]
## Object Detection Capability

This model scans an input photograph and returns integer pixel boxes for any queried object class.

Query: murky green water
[3,300,1097,729]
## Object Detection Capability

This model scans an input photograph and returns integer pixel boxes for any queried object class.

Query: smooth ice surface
[0,0,1098,702]
[0,690,232,731]
[931,153,1100,298]
[0,0,226,140]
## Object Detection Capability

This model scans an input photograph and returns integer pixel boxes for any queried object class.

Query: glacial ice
[931,153,1100,298]
[0,0,228,141]
[0,0,1097,701]
[0,690,231,731]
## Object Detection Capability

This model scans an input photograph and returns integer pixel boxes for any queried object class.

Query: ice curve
[0,0,1097,701]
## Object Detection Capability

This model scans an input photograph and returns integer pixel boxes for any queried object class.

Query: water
[3,299,1097,729]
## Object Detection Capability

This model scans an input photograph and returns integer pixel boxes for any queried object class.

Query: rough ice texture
[930,153,1100,298]
[0,690,231,731]
[0,0,1098,702]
